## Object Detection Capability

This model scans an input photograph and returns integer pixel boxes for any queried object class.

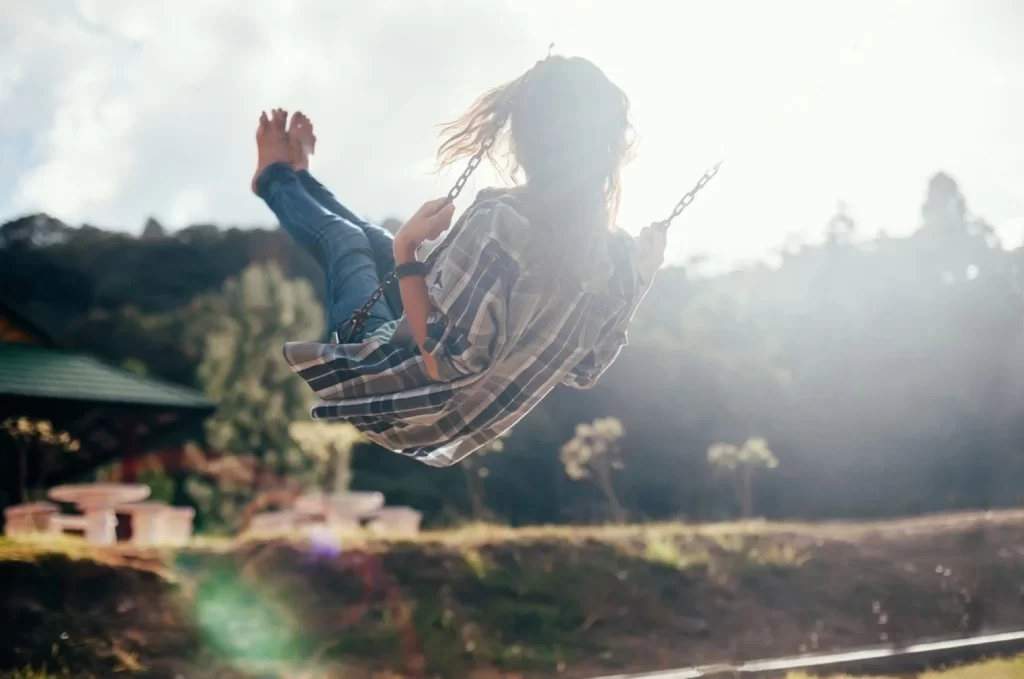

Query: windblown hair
[437,56,634,271]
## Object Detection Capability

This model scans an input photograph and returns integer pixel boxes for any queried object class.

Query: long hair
[437,56,634,273]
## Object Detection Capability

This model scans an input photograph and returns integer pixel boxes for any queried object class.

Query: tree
[915,172,1001,283]
[707,437,778,519]
[560,418,627,523]
[459,429,512,521]
[4,169,1022,527]
[180,443,260,533]
[2,418,81,503]
[191,263,324,492]
[289,421,364,495]
[141,217,166,239]
[0,214,73,249]
[824,202,857,248]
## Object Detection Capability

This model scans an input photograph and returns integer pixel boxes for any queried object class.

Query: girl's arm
[395,197,518,381]
[394,235,442,380]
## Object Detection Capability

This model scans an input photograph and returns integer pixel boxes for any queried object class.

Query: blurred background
[1,2,1024,678]
[3,0,1021,531]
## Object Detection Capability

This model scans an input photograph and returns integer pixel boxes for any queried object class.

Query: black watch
[394,261,430,279]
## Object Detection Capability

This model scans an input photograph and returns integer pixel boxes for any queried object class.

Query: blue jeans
[255,162,402,341]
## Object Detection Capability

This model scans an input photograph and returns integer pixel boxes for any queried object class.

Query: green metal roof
[0,343,213,410]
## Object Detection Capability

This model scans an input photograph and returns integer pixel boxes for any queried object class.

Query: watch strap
[394,261,430,279]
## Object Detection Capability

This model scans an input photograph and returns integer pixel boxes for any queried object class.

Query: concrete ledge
[589,629,1024,678]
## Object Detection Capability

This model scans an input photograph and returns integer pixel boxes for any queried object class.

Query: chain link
[656,160,723,231]
[445,142,491,204]
[342,108,512,340]
[343,130,502,341]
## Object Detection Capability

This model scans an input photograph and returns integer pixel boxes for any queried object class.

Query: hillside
[3,511,1024,678]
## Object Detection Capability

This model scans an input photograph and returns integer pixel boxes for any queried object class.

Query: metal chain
[656,160,723,231]
[446,138,494,204]
[341,270,396,342]
[341,134,499,342]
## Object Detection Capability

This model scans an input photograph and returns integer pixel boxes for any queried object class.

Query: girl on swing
[252,56,666,467]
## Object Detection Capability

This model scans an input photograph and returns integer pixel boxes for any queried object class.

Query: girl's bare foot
[251,109,292,194]
[287,110,317,171]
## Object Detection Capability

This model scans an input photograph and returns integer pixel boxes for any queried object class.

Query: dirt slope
[2,511,1024,678]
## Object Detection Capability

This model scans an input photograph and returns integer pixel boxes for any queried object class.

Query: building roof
[0,302,58,348]
[0,343,212,410]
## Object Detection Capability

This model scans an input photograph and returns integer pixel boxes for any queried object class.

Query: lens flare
[192,568,308,663]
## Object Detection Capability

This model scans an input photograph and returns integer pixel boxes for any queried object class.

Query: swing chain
[446,138,495,204]
[342,269,396,342]
[339,111,507,342]
[341,56,547,342]
[657,160,723,231]
[340,134,498,343]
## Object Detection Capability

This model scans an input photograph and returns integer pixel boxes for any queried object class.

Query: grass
[4,510,1024,678]
[363,509,1024,548]
[3,656,1024,678]
[0,535,116,562]
[5,508,1020,559]
[178,509,1024,552]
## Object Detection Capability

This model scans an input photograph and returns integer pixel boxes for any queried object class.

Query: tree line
[1,171,1021,529]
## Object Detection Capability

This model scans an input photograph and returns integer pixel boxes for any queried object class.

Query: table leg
[82,509,118,545]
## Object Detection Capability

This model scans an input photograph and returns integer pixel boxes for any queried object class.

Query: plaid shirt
[282,190,660,467]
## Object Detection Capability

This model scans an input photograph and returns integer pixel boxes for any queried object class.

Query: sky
[1,0,1022,268]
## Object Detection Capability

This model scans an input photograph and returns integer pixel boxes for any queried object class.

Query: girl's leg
[255,162,394,341]
[294,170,403,316]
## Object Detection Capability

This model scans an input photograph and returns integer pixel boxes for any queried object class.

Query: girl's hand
[394,198,457,261]
[636,224,668,269]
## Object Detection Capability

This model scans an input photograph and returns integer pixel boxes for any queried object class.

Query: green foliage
[179,264,330,531]
[642,532,708,570]
[5,518,1024,678]
[560,417,627,522]
[119,358,148,375]
[708,437,779,519]
[137,467,174,504]
[560,417,625,481]
[180,444,260,533]
[708,437,779,470]
[288,420,364,493]
[2,170,1022,526]
[0,669,65,679]
[192,264,322,470]
[2,418,82,501]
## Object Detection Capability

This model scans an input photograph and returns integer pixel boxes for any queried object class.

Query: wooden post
[121,415,140,483]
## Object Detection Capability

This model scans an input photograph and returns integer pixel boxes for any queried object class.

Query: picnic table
[48,483,150,545]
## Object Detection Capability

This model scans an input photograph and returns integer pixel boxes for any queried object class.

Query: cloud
[4,0,546,229]
[2,0,1022,265]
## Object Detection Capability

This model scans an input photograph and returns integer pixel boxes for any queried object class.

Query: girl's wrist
[393,235,420,264]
